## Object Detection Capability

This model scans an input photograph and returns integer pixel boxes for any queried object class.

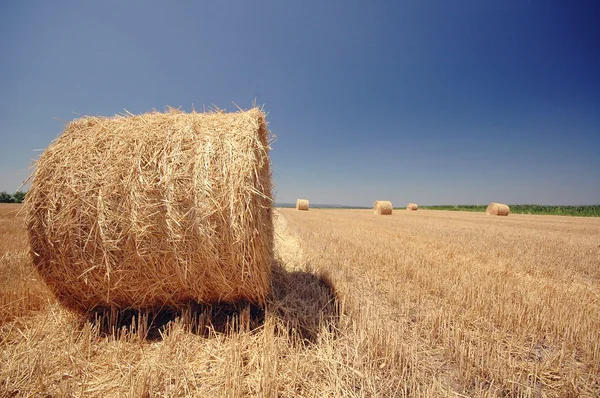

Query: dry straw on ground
[296,199,309,211]
[486,202,510,216]
[407,203,418,211]
[373,201,393,215]
[25,107,274,312]
[2,205,600,396]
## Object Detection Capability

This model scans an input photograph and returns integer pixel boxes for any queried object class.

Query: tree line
[420,204,600,217]
[0,191,26,203]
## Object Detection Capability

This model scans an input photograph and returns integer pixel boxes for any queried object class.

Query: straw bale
[486,202,510,216]
[296,199,309,211]
[374,201,393,215]
[25,108,273,311]
[407,203,418,211]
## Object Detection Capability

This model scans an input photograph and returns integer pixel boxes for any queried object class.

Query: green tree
[0,191,15,203]
[13,191,26,203]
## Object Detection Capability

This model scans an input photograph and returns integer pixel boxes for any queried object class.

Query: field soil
[1,204,599,397]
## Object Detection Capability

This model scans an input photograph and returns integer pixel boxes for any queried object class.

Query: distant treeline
[420,204,600,217]
[0,191,26,203]
[3,195,595,215]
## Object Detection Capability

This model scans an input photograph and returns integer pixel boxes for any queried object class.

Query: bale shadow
[82,262,339,344]
[84,300,266,341]
[269,261,339,344]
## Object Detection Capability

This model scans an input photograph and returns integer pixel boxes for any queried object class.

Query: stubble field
[1,204,599,397]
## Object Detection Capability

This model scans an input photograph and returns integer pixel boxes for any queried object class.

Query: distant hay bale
[486,202,510,216]
[296,199,309,211]
[374,201,393,215]
[407,203,418,211]
[25,107,274,311]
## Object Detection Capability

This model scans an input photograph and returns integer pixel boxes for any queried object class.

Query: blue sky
[1,0,598,206]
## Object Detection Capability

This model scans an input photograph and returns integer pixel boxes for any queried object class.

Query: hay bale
[407,203,418,211]
[374,201,393,215]
[296,199,309,211]
[25,108,274,311]
[486,202,510,216]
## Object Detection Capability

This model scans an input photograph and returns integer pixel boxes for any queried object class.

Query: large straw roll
[25,108,273,311]
[296,199,309,211]
[486,202,510,216]
[374,201,393,215]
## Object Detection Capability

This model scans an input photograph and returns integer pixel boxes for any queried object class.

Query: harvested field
[1,204,599,396]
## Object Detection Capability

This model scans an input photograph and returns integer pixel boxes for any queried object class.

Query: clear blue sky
[1,0,599,206]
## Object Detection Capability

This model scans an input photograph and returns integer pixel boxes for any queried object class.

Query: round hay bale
[25,108,274,311]
[407,203,418,211]
[296,199,309,211]
[486,202,510,216]
[374,200,393,215]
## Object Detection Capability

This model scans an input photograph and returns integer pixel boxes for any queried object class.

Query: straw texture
[486,202,510,216]
[374,201,393,215]
[296,199,309,211]
[25,108,273,311]
[407,203,418,211]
